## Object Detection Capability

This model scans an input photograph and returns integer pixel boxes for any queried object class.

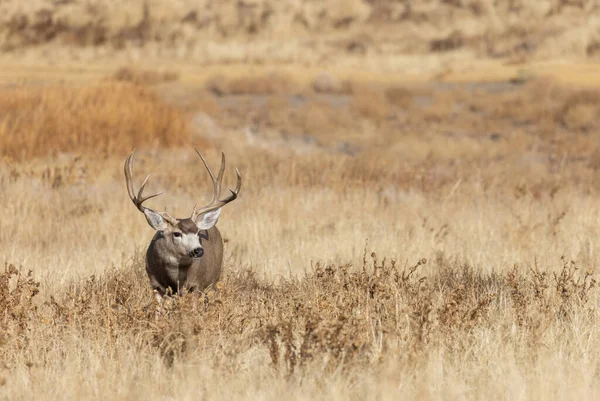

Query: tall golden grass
[2,75,600,400]
[0,81,191,160]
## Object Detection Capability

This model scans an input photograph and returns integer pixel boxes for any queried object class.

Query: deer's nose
[190,247,204,258]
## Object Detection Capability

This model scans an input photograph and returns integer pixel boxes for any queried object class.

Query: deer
[124,147,241,299]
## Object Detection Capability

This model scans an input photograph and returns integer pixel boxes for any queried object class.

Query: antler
[124,149,179,226]
[191,147,242,221]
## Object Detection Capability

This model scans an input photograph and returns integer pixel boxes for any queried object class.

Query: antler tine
[137,174,163,205]
[124,150,137,201]
[233,167,242,195]
[123,149,177,225]
[191,148,242,220]
[220,167,242,203]
[215,151,227,199]
[194,146,218,202]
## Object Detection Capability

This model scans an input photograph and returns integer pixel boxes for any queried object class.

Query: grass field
[2,1,600,400]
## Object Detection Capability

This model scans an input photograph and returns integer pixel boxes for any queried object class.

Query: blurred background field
[2,1,600,400]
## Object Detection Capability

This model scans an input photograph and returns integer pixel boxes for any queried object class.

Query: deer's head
[124,148,241,260]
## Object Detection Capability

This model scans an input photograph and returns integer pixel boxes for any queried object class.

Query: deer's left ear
[196,208,222,230]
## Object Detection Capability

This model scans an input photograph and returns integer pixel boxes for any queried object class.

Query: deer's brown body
[124,148,241,297]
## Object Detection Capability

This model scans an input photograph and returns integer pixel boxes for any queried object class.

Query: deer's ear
[196,209,222,230]
[143,209,169,231]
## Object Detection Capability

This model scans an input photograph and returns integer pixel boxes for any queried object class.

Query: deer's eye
[173,232,182,238]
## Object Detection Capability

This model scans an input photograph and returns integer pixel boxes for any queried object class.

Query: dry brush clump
[0,80,192,160]
[206,73,301,96]
[0,263,40,355]
[110,66,180,85]
[0,0,596,66]
[1,249,597,379]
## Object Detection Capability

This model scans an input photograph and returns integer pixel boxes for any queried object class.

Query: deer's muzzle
[189,247,204,258]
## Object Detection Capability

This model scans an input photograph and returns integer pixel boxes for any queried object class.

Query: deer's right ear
[143,209,168,231]
[196,208,222,230]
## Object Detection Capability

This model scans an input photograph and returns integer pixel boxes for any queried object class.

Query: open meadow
[2,1,600,400]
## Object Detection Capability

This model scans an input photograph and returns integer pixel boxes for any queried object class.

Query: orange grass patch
[0,81,193,160]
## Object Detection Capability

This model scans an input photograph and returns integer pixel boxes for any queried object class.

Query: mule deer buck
[124,147,241,298]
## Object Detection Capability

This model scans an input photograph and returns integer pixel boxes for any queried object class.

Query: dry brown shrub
[385,86,414,109]
[255,95,292,132]
[430,30,465,52]
[0,8,108,51]
[557,90,600,132]
[291,97,352,142]
[206,73,300,96]
[204,74,229,96]
[312,73,353,94]
[110,67,179,85]
[485,80,566,127]
[0,263,40,358]
[0,82,191,160]
[351,84,390,121]
[166,90,223,121]
[4,249,595,376]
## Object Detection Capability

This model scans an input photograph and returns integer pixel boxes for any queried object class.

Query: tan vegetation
[1,72,600,399]
[0,80,192,161]
[2,251,599,400]
[1,1,600,399]
[0,0,599,74]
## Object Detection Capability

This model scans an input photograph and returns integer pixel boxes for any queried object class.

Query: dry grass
[206,73,301,96]
[194,74,600,160]
[0,0,597,59]
[1,250,600,400]
[3,74,600,400]
[110,67,180,85]
[0,0,597,79]
[0,81,192,160]
[0,253,599,399]
[1,2,600,398]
